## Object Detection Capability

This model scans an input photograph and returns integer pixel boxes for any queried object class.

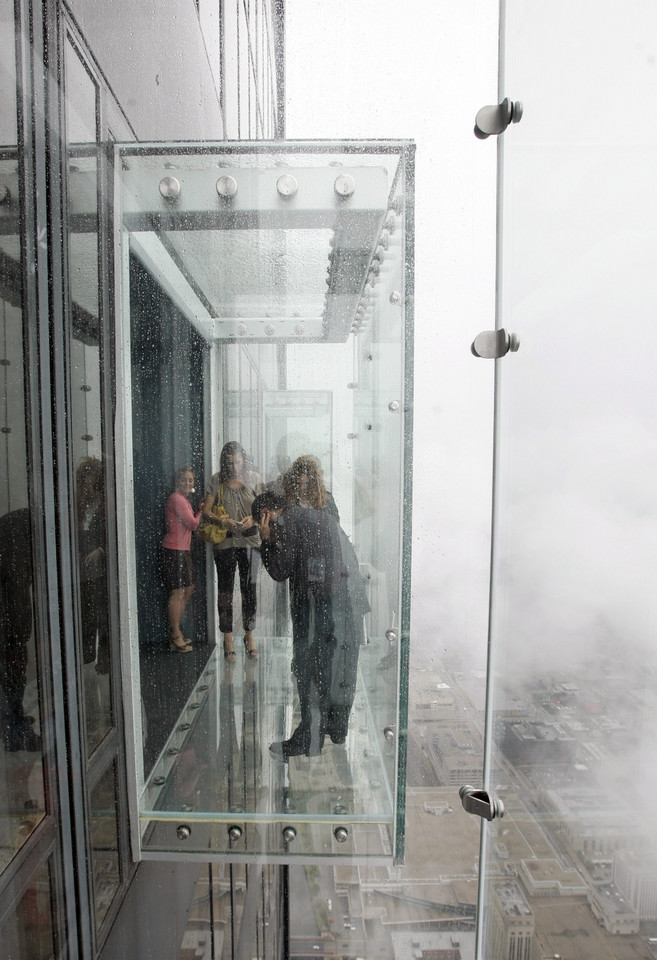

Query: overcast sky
[285,0,499,670]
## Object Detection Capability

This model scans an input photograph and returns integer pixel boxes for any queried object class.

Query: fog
[286,0,499,672]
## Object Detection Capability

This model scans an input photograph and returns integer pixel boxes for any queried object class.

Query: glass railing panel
[115,142,413,860]
[479,3,657,957]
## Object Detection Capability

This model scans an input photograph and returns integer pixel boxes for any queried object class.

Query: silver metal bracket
[474,97,523,139]
[471,328,519,359]
[459,785,504,821]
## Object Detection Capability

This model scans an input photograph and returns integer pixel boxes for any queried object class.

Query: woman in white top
[203,442,264,660]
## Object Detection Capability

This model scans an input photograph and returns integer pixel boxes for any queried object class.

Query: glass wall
[114,144,413,864]
[479,4,657,959]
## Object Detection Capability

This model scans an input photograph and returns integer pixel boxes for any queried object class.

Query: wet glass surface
[116,144,412,860]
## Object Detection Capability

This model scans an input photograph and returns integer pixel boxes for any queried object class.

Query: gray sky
[285,0,499,669]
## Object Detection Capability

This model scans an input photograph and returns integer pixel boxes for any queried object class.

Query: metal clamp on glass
[471,328,519,359]
[474,97,523,139]
[459,785,504,821]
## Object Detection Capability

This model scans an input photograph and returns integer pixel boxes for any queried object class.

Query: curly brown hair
[282,455,327,509]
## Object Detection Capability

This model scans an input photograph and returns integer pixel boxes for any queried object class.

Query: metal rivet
[282,825,297,843]
[228,824,243,842]
[176,824,191,840]
[153,776,165,786]
[383,726,395,742]
[334,826,349,843]
[276,175,298,198]
[388,400,400,412]
[181,802,194,812]
[80,384,91,392]
[333,804,348,816]
[389,290,402,305]
[334,174,355,198]
[178,723,191,731]
[385,629,397,642]
[237,323,247,337]
[216,175,238,198]
[294,324,305,336]
[264,323,275,336]
[81,434,93,441]
[159,176,181,200]
[167,747,179,755]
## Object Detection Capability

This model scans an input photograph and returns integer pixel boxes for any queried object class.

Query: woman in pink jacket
[162,466,203,652]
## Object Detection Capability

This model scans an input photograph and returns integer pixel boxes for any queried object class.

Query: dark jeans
[213,546,259,633]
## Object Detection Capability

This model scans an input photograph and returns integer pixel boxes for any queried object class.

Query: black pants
[214,546,259,633]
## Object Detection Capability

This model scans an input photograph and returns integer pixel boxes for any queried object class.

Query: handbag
[197,484,229,544]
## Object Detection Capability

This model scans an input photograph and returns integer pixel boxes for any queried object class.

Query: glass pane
[0,861,56,960]
[116,143,412,861]
[90,760,121,930]
[65,37,113,755]
[0,0,46,871]
[481,3,657,958]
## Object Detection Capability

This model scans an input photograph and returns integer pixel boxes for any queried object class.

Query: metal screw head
[159,176,181,200]
[228,825,243,842]
[385,629,398,643]
[389,290,402,305]
[388,400,400,412]
[334,826,349,843]
[216,175,238,198]
[176,824,191,840]
[334,174,355,198]
[277,174,298,198]
[383,726,395,742]
[282,825,297,843]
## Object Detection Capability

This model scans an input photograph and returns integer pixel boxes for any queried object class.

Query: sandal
[243,636,258,660]
[169,633,192,653]
[223,640,237,661]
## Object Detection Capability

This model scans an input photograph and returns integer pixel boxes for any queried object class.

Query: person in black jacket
[253,479,369,761]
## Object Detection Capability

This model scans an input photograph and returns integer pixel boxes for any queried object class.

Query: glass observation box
[111,142,414,863]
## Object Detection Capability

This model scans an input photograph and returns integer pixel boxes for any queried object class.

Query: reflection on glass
[65,37,113,754]
[0,0,46,871]
[0,861,56,959]
[90,761,121,930]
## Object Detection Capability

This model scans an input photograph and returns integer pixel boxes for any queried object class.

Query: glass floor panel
[139,640,395,861]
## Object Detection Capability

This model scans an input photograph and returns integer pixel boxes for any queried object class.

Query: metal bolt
[282,825,297,843]
[383,726,395,742]
[159,176,181,201]
[216,175,238,198]
[176,824,191,840]
[388,400,400,412]
[334,174,355,198]
[334,826,349,843]
[264,324,275,336]
[277,174,298,198]
[228,825,243,843]
[385,629,398,643]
